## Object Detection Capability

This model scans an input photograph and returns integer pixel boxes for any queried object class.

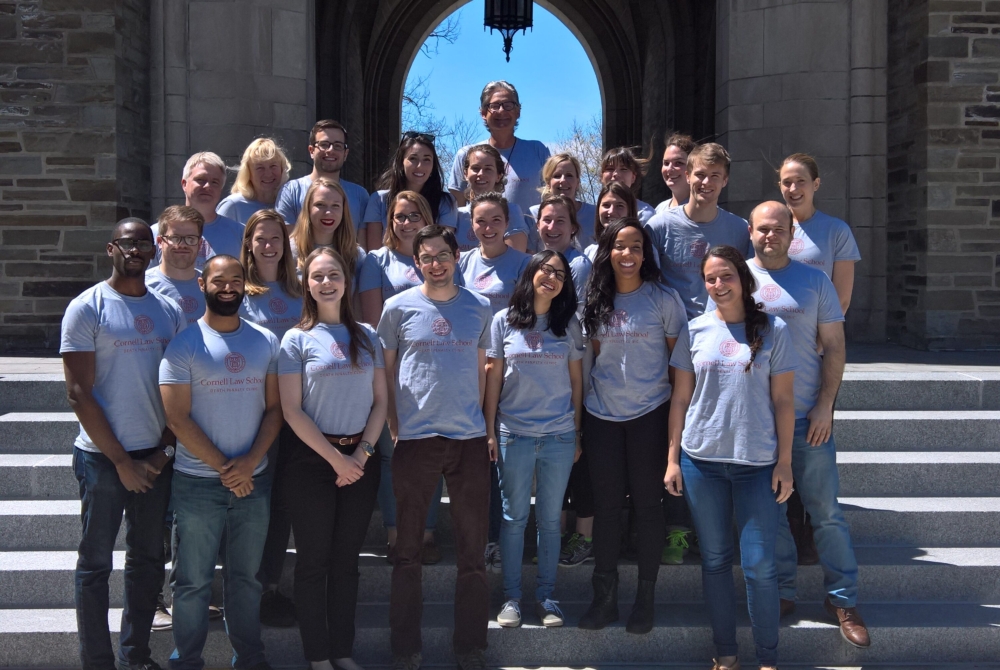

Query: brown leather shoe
[824,596,871,648]
[780,598,796,617]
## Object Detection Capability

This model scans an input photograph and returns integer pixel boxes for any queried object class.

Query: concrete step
[0,602,997,666]
[0,413,78,455]
[2,546,998,609]
[0,455,74,499]
[836,371,1000,411]
[834,411,1000,451]
[0,374,68,413]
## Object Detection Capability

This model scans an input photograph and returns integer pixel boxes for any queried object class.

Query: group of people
[62,80,868,670]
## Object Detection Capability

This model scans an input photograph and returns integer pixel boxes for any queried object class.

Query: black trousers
[562,448,595,518]
[583,402,668,581]
[257,433,292,588]
[282,425,380,661]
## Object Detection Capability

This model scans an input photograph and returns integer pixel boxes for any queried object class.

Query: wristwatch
[359,440,375,458]
[161,445,175,459]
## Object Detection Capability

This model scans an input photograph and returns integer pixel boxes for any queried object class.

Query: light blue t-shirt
[362,189,458,233]
[746,260,844,418]
[275,175,369,233]
[60,282,187,453]
[786,210,861,279]
[453,202,529,252]
[239,282,304,341]
[637,199,656,224]
[456,247,531,315]
[159,319,280,478]
[449,140,551,214]
[216,194,271,225]
[585,281,686,421]
[488,310,585,437]
[670,312,795,465]
[564,246,592,307]
[151,214,245,271]
[145,267,205,325]
[644,205,751,318]
[278,323,385,435]
[377,287,492,440]
[528,202,597,252]
[359,247,424,301]
[655,198,686,214]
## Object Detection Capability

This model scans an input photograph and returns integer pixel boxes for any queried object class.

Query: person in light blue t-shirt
[655,132,696,214]
[216,137,292,224]
[665,243,795,670]
[147,205,207,325]
[275,120,369,232]
[451,144,530,252]
[238,209,304,341]
[159,255,282,670]
[484,250,584,629]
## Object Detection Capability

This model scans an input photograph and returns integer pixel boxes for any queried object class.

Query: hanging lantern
[484,0,533,62]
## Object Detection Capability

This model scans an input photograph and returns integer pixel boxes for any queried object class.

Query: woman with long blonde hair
[218,137,292,223]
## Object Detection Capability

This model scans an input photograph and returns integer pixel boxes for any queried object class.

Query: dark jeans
[583,402,668,581]
[390,435,490,656]
[561,449,595,518]
[257,434,292,588]
[73,446,173,670]
[488,461,502,544]
[283,428,380,661]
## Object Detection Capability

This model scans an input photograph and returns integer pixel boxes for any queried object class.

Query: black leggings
[583,402,668,581]
[281,425,380,661]
[562,448,595,519]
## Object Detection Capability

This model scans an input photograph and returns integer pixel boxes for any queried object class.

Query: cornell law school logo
[431,317,452,337]
[760,284,782,303]
[719,338,741,358]
[404,267,420,282]
[789,238,805,255]
[608,309,628,328]
[179,296,198,314]
[269,297,288,314]
[689,240,709,258]
[133,315,154,335]
[474,274,494,290]
[524,331,543,351]
[330,341,347,360]
[225,352,246,374]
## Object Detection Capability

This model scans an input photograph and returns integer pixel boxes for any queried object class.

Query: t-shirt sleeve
[266,331,280,375]
[376,304,400,351]
[357,251,381,293]
[277,330,304,376]
[363,191,384,225]
[448,147,468,193]
[567,316,586,361]
[769,318,796,376]
[59,298,98,353]
[366,326,385,369]
[834,220,862,262]
[275,183,298,227]
[216,196,237,220]
[158,336,192,385]
[505,204,529,239]
[477,301,493,350]
[438,193,458,228]
[669,324,694,372]
[166,297,187,336]
[659,286,686,338]
[487,311,506,360]
[816,274,845,324]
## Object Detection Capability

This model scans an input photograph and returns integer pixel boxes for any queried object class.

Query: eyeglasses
[402,131,435,145]
[313,141,347,152]
[417,251,455,265]
[486,101,519,112]
[112,238,154,253]
[161,234,201,247]
[393,212,423,224]
[539,263,567,283]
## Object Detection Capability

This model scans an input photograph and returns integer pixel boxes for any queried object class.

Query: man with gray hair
[153,152,245,269]
[447,81,550,214]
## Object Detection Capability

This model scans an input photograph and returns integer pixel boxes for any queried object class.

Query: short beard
[204,290,243,317]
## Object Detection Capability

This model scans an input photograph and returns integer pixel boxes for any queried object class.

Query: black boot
[577,570,619,629]
[626,579,656,634]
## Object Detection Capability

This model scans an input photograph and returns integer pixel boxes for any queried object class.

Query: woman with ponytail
[663,244,795,670]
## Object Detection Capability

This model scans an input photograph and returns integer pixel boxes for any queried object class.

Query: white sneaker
[497,599,521,627]
[536,598,565,627]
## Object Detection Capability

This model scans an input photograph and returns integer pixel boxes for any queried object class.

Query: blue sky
[404,3,602,146]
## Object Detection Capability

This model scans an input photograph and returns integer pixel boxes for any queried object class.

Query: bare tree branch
[420,14,461,57]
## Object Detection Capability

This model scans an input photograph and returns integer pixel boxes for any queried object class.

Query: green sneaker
[559,533,582,563]
[661,528,691,565]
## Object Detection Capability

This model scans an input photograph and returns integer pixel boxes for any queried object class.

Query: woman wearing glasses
[484,250,584,629]
[453,144,530,252]
[363,133,457,252]
[448,81,551,215]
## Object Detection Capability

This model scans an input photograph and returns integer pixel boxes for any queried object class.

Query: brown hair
[537,194,581,239]
[600,146,651,194]
[412,225,459,258]
[383,190,432,251]
[241,210,301,298]
[309,119,348,147]
[664,132,696,155]
[779,153,820,181]
[593,181,637,242]
[462,144,508,198]
[469,191,510,222]
[297,247,374,368]
[157,205,205,237]
[292,177,358,280]
[701,245,769,372]
[687,143,732,175]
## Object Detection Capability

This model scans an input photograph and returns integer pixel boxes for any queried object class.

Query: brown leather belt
[324,432,363,446]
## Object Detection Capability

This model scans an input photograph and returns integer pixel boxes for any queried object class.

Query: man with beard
[147,206,207,326]
[60,218,187,670]
[159,255,282,670]
[275,119,370,233]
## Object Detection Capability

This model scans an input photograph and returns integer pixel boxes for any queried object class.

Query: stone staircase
[0,370,999,667]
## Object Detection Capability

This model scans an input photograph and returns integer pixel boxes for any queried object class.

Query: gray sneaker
[559,535,593,566]
[391,653,421,670]
[535,598,565,627]
[559,533,582,562]
[455,648,487,670]
[497,599,521,627]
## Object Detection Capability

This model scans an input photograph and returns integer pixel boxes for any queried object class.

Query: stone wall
[887,0,1000,349]
[0,0,148,352]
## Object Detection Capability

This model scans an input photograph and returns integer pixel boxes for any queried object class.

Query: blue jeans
[169,471,272,670]
[775,418,859,606]
[681,452,780,667]
[498,430,577,601]
[73,447,173,670]
[377,423,444,531]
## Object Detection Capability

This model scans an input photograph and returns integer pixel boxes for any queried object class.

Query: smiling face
[159,218,201,271]
[471,201,508,250]
[250,158,283,202]
[182,163,225,209]
[703,255,742,309]
[662,145,689,195]
[306,252,346,308]
[251,217,284,270]
[480,89,521,135]
[548,161,579,200]
[602,161,636,189]
[610,226,644,282]
[415,235,457,290]
[537,202,574,253]
[750,204,793,262]
[533,255,567,300]
[403,142,434,190]
[308,185,344,242]
[391,198,427,250]
[779,161,820,212]
[200,257,245,317]
[466,150,501,195]
[308,127,348,175]
[598,192,629,227]
[687,158,729,208]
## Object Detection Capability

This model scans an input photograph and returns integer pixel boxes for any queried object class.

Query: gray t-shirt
[454,202,529,252]
[60,282,187,453]
[239,282,304,341]
[449,139,551,214]
[747,260,844,418]
[786,210,861,279]
[278,323,385,435]
[145,267,205,325]
[488,310,585,437]
[359,247,424,301]
[585,281,686,421]
[159,319,280,478]
[152,214,245,271]
[216,194,269,225]
[670,312,795,465]
[362,189,458,231]
[456,247,531,315]
[377,286,492,440]
[275,175,370,233]
[564,246,593,307]
[637,199,656,225]
[644,205,750,318]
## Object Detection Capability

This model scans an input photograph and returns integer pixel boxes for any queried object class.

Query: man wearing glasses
[60,218,187,670]
[147,206,207,326]
[448,81,551,214]
[376,226,493,670]
[275,119,370,232]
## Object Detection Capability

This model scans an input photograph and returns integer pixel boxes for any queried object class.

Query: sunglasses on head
[401,131,435,146]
